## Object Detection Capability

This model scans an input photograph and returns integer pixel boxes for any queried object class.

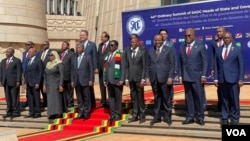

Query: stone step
[0,116,49,123]
[114,126,221,140]
[137,115,250,124]
[0,121,47,129]
[0,110,48,117]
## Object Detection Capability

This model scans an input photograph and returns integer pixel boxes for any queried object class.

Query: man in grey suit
[80,30,97,108]
[0,47,22,118]
[97,31,110,108]
[103,40,124,121]
[71,43,94,120]
[146,34,175,126]
[124,37,147,124]
[179,28,208,125]
[60,41,75,110]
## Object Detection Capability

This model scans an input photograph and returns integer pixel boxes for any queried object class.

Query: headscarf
[46,50,62,69]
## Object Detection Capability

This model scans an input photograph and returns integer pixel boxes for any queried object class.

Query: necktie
[26,53,29,59]
[156,48,160,58]
[186,44,191,56]
[132,50,136,59]
[102,44,107,54]
[77,55,82,68]
[223,46,228,61]
[108,53,113,63]
[60,52,65,60]
[6,59,10,69]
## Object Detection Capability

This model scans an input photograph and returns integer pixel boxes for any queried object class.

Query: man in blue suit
[80,30,97,108]
[146,34,175,126]
[214,32,244,125]
[179,28,208,126]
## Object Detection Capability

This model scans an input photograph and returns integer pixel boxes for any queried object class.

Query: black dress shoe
[182,119,194,125]
[150,119,161,124]
[22,102,28,107]
[128,117,138,123]
[24,115,33,118]
[197,120,205,126]
[33,114,41,118]
[139,118,146,124]
[12,114,20,118]
[2,114,12,118]
[163,119,172,126]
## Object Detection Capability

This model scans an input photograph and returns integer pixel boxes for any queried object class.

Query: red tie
[60,52,65,60]
[223,46,228,61]
[186,44,191,56]
[6,59,10,69]
[102,44,107,54]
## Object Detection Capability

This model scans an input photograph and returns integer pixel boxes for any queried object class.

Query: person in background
[103,40,125,122]
[179,28,208,126]
[71,43,94,120]
[79,30,97,108]
[0,47,22,118]
[97,31,110,108]
[214,32,244,125]
[60,41,75,111]
[43,50,64,119]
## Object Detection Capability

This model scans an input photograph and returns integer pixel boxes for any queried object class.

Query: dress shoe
[139,118,146,124]
[33,114,41,118]
[128,117,138,123]
[163,119,172,126]
[83,115,90,120]
[2,114,12,118]
[182,119,194,125]
[12,114,20,118]
[150,119,161,124]
[22,102,28,107]
[196,120,205,126]
[221,120,229,125]
[41,103,47,108]
[24,115,33,118]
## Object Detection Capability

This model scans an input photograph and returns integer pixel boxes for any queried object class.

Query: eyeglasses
[110,44,115,47]
[185,34,191,38]
[43,44,48,46]
[49,54,54,56]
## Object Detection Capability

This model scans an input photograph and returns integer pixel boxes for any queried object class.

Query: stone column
[66,0,71,15]
[73,0,77,16]
[52,0,58,14]
[46,0,50,14]
[60,0,65,15]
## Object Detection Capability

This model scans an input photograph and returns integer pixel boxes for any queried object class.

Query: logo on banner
[247,41,250,48]
[235,33,242,39]
[126,15,145,36]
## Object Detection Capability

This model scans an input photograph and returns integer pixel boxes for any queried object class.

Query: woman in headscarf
[43,50,64,119]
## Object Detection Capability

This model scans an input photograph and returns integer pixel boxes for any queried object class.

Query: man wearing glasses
[179,28,208,126]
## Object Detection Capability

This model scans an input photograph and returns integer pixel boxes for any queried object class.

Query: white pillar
[66,0,70,15]
[46,0,50,14]
[60,0,65,15]
[73,0,77,16]
[52,0,58,14]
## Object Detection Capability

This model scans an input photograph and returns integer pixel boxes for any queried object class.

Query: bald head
[154,34,164,47]
[223,32,233,46]
[6,47,15,58]
[185,28,195,44]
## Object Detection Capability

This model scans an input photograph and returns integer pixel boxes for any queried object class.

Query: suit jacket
[164,40,178,72]
[24,56,44,86]
[83,41,97,70]
[211,40,223,70]
[71,54,94,86]
[61,49,74,81]
[124,46,147,82]
[41,49,51,69]
[0,56,22,86]
[103,51,125,84]
[179,40,208,82]
[22,50,40,74]
[146,45,175,83]
[214,43,244,83]
[97,42,110,70]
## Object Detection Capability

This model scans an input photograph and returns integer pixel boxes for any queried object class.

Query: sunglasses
[185,34,191,38]
[43,44,48,46]
[49,54,54,56]
[110,44,115,47]
[25,44,32,46]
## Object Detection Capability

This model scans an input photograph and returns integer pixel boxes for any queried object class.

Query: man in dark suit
[80,30,97,108]
[21,41,39,107]
[211,26,226,112]
[40,41,51,107]
[97,31,110,108]
[179,28,208,126]
[60,41,75,110]
[0,47,22,118]
[103,40,124,121]
[71,43,94,120]
[145,34,175,126]
[124,37,147,124]
[214,32,244,125]
[24,48,44,118]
